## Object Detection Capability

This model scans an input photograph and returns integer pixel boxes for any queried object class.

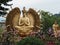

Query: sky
[7,0,60,14]
[0,16,6,22]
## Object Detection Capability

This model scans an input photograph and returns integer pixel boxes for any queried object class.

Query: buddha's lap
[15,26,33,30]
[15,26,33,33]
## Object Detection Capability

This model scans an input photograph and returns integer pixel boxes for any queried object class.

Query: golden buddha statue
[6,7,40,38]
[53,21,59,37]
[15,7,33,36]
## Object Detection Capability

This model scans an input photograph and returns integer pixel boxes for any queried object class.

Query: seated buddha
[15,7,33,36]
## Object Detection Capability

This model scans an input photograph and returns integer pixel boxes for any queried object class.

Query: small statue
[53,21,59,37]
[22,7,27,15]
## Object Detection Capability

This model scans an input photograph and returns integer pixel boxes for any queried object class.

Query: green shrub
[17,37,44,45]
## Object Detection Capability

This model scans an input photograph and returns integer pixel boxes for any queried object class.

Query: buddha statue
[53,21,59,37]
[15,7,33,36]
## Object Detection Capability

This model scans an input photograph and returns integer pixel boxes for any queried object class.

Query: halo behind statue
[6,7,21,31]
[28,8,40,30]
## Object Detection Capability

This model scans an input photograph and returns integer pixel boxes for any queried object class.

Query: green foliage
[54,13,60,26]
[0,27,4,41]
[0,0,12,3]
[0,27,4,35]
[0,0,12,16]
[17,37,44,45]
[40,10,58,33]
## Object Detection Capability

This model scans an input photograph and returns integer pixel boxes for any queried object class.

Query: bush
[17,37,44,45]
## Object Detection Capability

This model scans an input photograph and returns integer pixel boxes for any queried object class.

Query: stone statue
[15,7,33,36]
[53,21,59,37]
[6,7,40,37]
[22,7,27,15]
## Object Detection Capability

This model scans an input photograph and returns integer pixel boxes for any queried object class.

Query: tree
[0,0,12,16]
[54,13,60,26]
[38,10,55,33]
